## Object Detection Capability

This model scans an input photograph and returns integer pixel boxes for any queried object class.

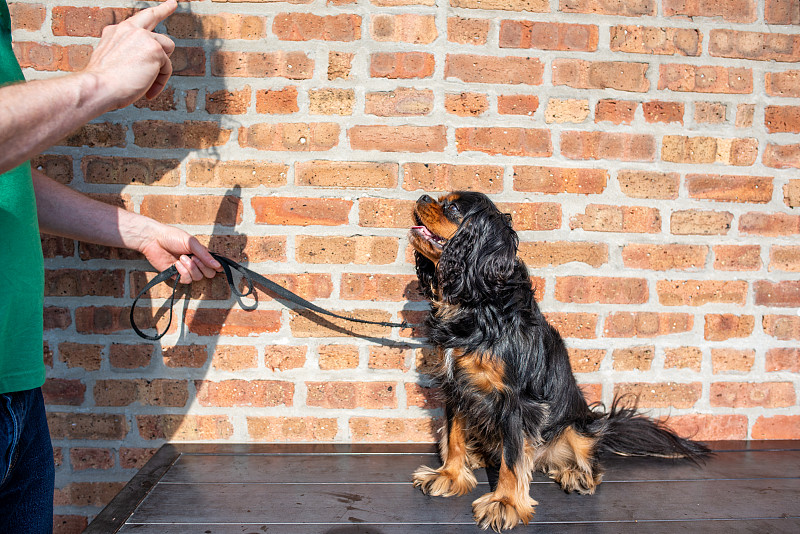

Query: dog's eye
[446,204,460,215]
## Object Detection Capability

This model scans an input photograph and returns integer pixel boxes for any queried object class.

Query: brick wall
[9,0,800,530]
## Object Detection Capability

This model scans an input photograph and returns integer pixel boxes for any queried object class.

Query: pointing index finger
[127,0,178,31]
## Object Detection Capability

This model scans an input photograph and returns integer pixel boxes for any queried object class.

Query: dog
[408,191,710,532]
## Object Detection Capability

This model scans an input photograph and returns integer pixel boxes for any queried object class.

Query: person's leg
[0,388,55,534]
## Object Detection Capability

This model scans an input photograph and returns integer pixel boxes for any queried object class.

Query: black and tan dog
[409,191,709,532]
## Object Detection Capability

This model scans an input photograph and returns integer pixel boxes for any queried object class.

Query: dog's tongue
[412,226,435,239]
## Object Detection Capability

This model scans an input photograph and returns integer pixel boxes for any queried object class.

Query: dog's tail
[588,397,711,463]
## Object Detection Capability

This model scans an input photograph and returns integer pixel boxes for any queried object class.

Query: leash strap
[130,252,413,340]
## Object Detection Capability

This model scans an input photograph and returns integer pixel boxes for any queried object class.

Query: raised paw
[412,464,477,497]
[552,467,602,495]
[472,491,537,532]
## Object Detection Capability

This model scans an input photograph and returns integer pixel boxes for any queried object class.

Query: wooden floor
[87,441,800,533]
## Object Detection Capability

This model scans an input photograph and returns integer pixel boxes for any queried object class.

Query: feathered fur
[408,192,710,532]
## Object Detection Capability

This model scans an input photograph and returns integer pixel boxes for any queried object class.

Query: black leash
[130,252,415,341]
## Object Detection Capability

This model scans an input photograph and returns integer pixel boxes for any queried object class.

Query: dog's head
[409,192,518,305]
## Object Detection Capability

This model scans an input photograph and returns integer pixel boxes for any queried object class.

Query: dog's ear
[414,250,437,300]
[438,210,518,304]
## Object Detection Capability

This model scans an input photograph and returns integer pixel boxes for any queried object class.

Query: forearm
[0,73,113,174]
[31,167,153,251]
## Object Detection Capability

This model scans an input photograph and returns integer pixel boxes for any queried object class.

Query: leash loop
[130,252,414,340]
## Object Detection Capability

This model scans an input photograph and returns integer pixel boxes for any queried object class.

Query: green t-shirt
[0,0,46,394]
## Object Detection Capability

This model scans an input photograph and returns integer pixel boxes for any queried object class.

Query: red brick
[328,51,353,80]
[664,347,703,371]
[711,382,795,408]
[519,241,608,268]
[58,342,102,371]
[120,448,157,470]
[371,14,436,44]
[605,313,693,338]
[739,212,800,236]
[497,94,539,116]
[612,346,655,371]
[445,92,488,117]
[448,17,489,45]
[766,0,800,24]
[137,415,233,441]
[514,166,607,194]
[735,103,755,127]
[238,123,339,151]
[561,0,655,15]
[296,236,398,265]
[686,174,773,203]
[255,87,299,114]
[713,245,761,271]
[133,120,231,149]
[44,307,71,331]
[41,234,74,259]
[296,161,396,189]
[13,41,91,72]
[358,198,414,228]
[82,156,180,186]
[406,384,441,409]
[553,59,649,92]
[764,315,800,340]
[162,345,208,369]
[497,202,561,231]
[695,101,727,124]
[613,382,701,409]
[665,414,748,441]
[206,87,251,115]
[766,70,800,98]
[664,0,756,22]
[766,348,800,372]
[251,197,352,226]
[456,127,551,157]
[370,346,413,371]
[211,345,258,372]
[109,344,153,369]
[9,2,45,31]
[247,417,338,441]
[595,99,637,124]
[752,415,800,440]
[195,380,293,407]
[309,89,353,116]
[350,125,445,153]
[671,210,733,235]
[562,131,655,161]
[765,105,800,133]
[45,269,124,298]
[140,195,242,226]
[32,154,72,184]
[711,348,755,374]
[290,309,393,338]
[172,47,205,76]
[54,515,87,534]
[165,12,266,40]
[643,100,684,124]
[617,170,679,199]
[570,204,661,233]
[211,51,313,79]
[306,381,396,409]
[446,54,543,85]
[500,21,598,51]
[61,123,125,148]
[48,413,127,440]
[184,309,281,337]
[610,25,701,56]
[42,378,85,406]
[53,482,126,508]
[770,246,800,272]
[273,13,361,41]
[710,30,800,62]
[349,417,438,442]
[659,64,752,94]
[663,135,758,166]
[365,87,434,117]
[318,344,360,370]
[755,281,800,308]
[51,6,136,37]
[342,274,422,302]
[187,159,287,188]
[622,244,707,271]
[545,313,599,339]
[556,276,647,304]
[658,280,747,306]
[785,180,800,207]
[568,348,605,373]
[546,98,589,123]
[403,163,503,193]
[764,143,800,169]
[704,314,755,341]
[201,234,287,263]
[370,52,435,79]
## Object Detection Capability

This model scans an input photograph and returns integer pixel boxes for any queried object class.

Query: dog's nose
[418,194,433,204]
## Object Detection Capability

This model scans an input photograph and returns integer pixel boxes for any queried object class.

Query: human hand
[137,222,222,284]
[81,0,177,111]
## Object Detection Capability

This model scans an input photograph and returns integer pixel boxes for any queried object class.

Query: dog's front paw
[412,464,477,497]
[472,491,537,532]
